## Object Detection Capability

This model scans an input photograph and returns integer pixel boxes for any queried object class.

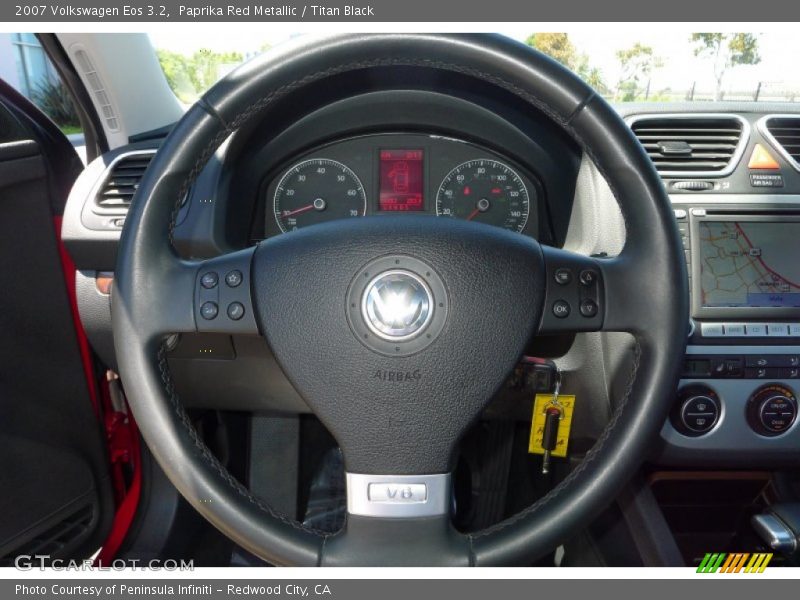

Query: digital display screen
[699,221,800,308]
[378,149,424,211]
[683,359,711,377]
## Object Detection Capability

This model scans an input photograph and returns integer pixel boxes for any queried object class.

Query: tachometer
[274,158,366,232]
[435,159,529,232]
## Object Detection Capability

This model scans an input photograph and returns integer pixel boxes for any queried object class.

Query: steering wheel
[112,33,687,566]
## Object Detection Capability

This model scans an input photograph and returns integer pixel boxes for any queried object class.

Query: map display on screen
[699,221,800,308]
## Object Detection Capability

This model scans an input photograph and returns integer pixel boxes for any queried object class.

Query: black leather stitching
[152,52,647,549]
[156,345,329,537]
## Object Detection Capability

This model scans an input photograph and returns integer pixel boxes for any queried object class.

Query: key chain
[528,364,577,475]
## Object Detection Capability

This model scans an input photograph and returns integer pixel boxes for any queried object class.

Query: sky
[149,28,800,98]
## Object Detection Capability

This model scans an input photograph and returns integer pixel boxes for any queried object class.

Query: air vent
[760,115,800,171]
[93,151,154,214]
[630,114,748,178]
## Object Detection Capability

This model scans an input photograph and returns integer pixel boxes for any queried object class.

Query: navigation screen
[699,221,800,308]
[378,149,424,211]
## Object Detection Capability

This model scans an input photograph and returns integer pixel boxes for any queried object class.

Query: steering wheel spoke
[345,472,452,519]
[319,473,471,566]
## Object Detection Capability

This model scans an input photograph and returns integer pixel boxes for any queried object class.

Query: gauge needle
[282,204,315,218]
[466,208,481,221]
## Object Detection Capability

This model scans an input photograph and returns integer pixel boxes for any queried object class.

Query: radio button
[701,323,724,337]
[745,323,767,336]
[723,323,746,336]
[768,324,791,336]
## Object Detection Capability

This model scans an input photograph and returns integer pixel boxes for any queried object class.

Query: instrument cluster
[262,133,540,238]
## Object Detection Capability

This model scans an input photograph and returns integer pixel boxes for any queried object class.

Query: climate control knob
[747,384,798,436]
[672,385,721,436]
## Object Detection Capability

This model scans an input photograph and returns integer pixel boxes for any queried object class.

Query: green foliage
[614,43,663,101]
[157,48,244,103]
[690,33,761,100]
[31,79,80,128]
[691,33,760,66]
[526,33,577,69]
[525,33,608,94]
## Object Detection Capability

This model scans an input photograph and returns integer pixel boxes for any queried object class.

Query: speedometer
[274,158,366,232]
[435,159,530,232]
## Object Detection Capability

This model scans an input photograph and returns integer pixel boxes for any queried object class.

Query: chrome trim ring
[346,255,449,357]
[361,270,433,341]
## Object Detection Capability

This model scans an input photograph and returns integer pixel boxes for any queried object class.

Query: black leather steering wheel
[112,33,688,566]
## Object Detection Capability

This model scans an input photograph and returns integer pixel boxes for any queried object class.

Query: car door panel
[0,84,113,564]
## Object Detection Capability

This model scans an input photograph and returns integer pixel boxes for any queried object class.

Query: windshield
[150,30,800,105]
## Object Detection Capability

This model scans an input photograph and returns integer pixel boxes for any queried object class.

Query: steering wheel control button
[227,302,245,321]
[346,255,448,357]
[225,270,243,288]
[554,268,572,285]
[579,269,597,286]
[579,299,598,318]
[200,301,219,320]
[193,247,258,335]
[200,271,218,289]
[672,386,721,436]
[747,384,798,436]
[539,248,604,334]
[552,300,570,319]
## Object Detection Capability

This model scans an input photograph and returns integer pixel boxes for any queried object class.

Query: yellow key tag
[528,394,576,458]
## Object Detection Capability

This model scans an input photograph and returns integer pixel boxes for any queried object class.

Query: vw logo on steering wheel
[361,270,433,341]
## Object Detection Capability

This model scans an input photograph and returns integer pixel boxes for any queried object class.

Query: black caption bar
[4,0,800,21]
[1,579,791,600]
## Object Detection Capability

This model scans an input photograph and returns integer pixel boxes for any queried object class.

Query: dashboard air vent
[761,116,800,170]
[93,152,154,214]
[630,115,747,177]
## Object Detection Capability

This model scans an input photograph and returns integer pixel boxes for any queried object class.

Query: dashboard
[616,107,800,466]
[61,88,800,468]
[261,134,539,238]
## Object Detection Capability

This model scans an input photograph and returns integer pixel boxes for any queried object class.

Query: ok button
[368,483,427,504]
[552,299,571,319]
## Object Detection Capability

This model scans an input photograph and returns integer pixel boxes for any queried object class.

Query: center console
[659,195,800,465]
